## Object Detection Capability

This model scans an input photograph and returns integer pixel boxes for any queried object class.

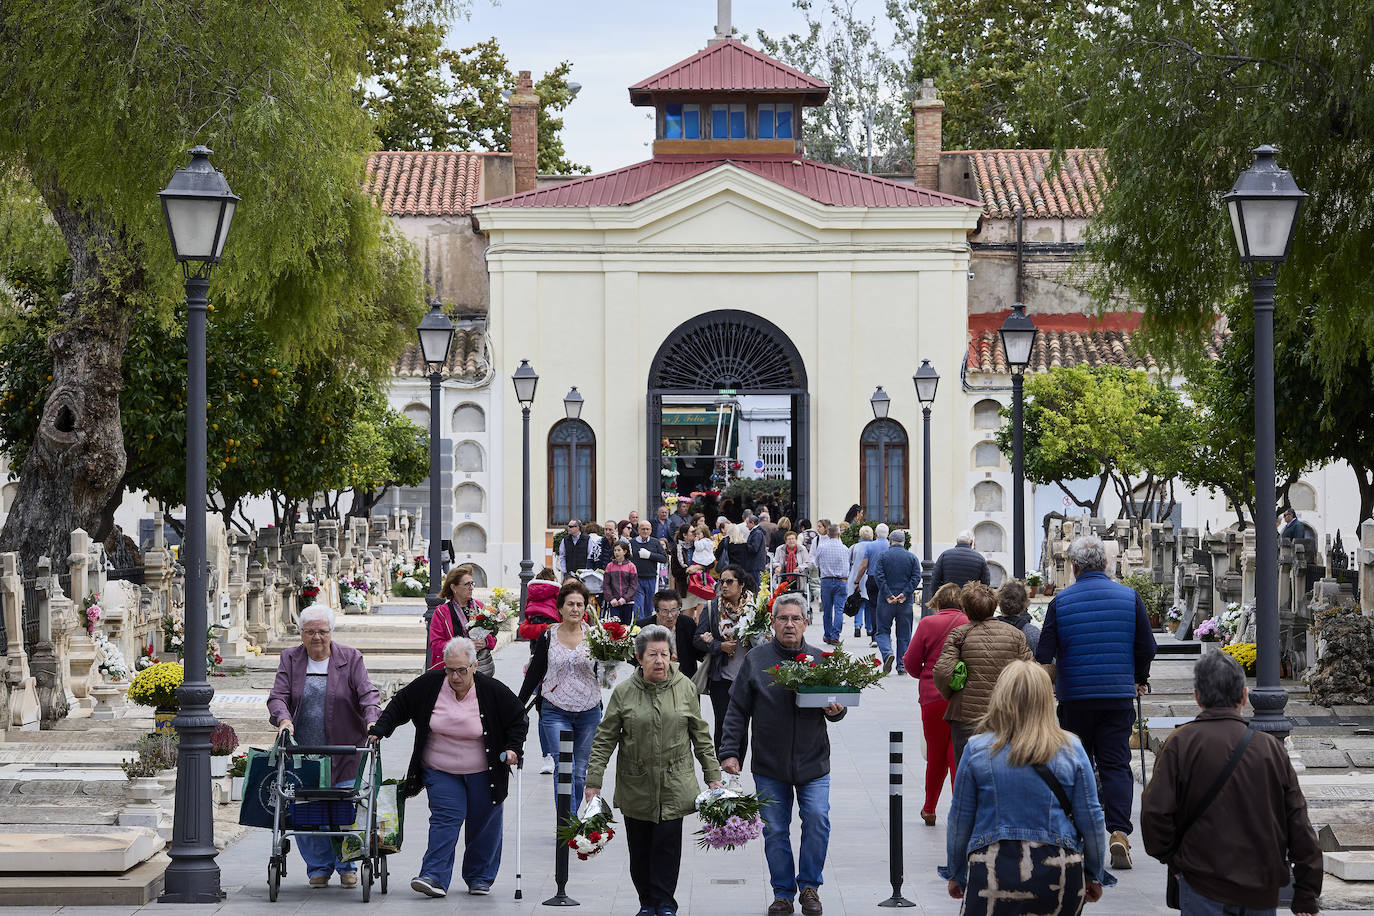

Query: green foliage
[995,366,1191,520]
[1032,0,1374,383]
[721,479,794,516]
[756,0,914,172]
[765,643,887,690]
[891,0,1087,149]
[1120,571,1169,620]
[134,732,180,771]
[839,525,910,549]
[362,19,589,174]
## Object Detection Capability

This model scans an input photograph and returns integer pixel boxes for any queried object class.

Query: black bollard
[878,730,916,907]
[543,728,579,906]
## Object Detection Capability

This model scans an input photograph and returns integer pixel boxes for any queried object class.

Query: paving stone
[1325,851,1374,880]
[1301,750,1352,769]
[15,780,81,796]
[1319,824,1374,851]
[1348,751,1374,768]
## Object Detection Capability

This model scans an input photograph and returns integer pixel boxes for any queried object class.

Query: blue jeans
[820,579,846,641]
[298,779,357,878]
[634,578,657,621]
[754,773,831,899]
[1178,874,1276,916]
[539,701,602,805]
[874,599,914,667]
[418,767,503,891]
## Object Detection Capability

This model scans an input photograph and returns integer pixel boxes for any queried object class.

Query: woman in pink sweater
[600,541,639,624]
[902,582,968,825]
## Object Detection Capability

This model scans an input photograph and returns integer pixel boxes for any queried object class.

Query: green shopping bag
[337,754,405,861]
[238,744,331,829]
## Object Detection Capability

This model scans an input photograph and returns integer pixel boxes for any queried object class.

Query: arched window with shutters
[860,419,909,526]
[549,419,596,525]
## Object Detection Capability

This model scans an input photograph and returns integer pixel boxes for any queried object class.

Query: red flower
[606,829,614,839]
[577,853,589,860]
[821,651,834,658]
[795,653,807,662]
[872,658,882,667]
[809,662,818,668]
[568,838,578,849]
[589,831,602,842]
[603,621,627,640]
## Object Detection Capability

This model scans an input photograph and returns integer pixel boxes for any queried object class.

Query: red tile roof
[629,39,829,104]
[481,155,979,209]
[365,151,487,217]
[393,327,489,381]
[949,149,1108,219]
[964,311,1228,373]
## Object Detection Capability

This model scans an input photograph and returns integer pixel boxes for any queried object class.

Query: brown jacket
[1141,709,1321,913]
[932,619,1032,724]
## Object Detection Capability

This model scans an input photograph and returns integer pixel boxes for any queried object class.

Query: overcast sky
[454,0,893,173]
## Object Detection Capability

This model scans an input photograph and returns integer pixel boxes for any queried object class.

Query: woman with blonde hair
[940,661,1111,914]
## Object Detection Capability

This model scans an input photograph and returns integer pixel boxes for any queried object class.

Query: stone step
[0,803,120,826]
[1325,851,1374,881]
[1321,824,1374,852]
[0,823,162,872]
[0,852,167,905]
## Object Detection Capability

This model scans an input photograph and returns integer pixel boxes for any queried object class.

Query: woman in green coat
[585,624,722,916]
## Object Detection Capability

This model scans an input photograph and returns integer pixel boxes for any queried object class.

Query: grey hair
[1194,650,1246,709]
[299,606,335,632]
[634,623,674,658]
[956,530,974,545]
[716,516,729,529]
[826,524,840,537]
[442,636,477,665]
[875,523,890,539]
[772,592,807,616]
[859,525,874,541]
[888,529,906,543]
[1067,535,1108,573]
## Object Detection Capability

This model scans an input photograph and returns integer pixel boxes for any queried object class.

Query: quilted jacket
[932,619,1033,725]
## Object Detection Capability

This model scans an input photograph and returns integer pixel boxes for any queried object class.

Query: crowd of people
[265,508,1323,916]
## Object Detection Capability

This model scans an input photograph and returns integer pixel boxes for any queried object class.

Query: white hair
[299,606,335,631]
[1067,535,1108,573]
[442,636,477,665]
[859,525,874,541]
[956,530,974,545]
[875,523,890,539]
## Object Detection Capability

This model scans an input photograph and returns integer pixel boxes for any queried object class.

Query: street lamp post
[1000,304,1038,579]
[1223,144,1306,741]
[417,302,456,652]
[563,387,584,522]
[870,386,891,521]
[157,145,239,903]
[913,361,939,610]
[513,360,539,623]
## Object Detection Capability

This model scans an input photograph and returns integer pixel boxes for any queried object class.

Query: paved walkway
[0,621,1190,915]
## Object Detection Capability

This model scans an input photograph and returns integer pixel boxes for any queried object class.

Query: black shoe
[635,907,654,916]
[853,627,861,637]
[882,654,895,674]
[800,887,822,916]
[656,908,678,916]
[767,899,795,916]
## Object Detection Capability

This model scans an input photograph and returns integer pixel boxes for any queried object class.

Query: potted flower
[121,753,164,802]
[766,644,886,708]
[1165,605,1184,634]
[133,732,180,793]
[1221,642,1258,676]
[228,752,249,801]
[694,778,766,851]
[1026,571,1043,598]
[1128,716,1150,750]
[1194,617,1223,653]
[209,723,239,777]
[586,618,639,688]
[82,593,103,636]
[128,662,185,732]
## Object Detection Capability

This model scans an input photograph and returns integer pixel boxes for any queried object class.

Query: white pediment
[636,192,822,245]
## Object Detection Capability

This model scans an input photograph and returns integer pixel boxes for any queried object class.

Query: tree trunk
[0,188,139,578]
[1352,463,1374,525]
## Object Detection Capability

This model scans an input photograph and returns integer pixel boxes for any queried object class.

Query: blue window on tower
[665,104,683,139]
[665,104,701,139]
[758,105,774,138]
[729,104,746,138]
[683,104,700,138]
[711,104,728,139]
[776,105,793,138]
[758,104,794,139]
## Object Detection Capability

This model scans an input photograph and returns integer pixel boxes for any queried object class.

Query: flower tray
[795,685,861,708]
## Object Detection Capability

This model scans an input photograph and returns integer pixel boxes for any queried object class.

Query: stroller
[264,732,389,902]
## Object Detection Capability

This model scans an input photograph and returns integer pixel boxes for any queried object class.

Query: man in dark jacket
[742,514,769,585]
[635,590,699,678]
[931,531,991,589]
[1142,651,1321,916]
[631,520,668,619]
[871,530,920,674]
[720,593,846,916]
[1035,534,1157,871]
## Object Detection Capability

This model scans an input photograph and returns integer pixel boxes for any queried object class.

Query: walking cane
[514,754,524,899]
[1136,691,1147,787]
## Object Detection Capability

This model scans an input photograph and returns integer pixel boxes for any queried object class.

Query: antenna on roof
[709,0,732,45]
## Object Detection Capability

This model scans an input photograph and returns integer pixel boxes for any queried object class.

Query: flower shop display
[558,796,617,861]
[1221,642,1258,676]
[767,644,886,708]
[81,593,102,636]
[694,776,766,851]
[587,618,640,687]
[299,573,322,608]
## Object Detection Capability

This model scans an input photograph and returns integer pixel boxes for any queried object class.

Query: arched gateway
[646,310,810,520]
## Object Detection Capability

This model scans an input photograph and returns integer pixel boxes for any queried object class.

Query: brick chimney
[508,70,539,194]
[911,78,944,191]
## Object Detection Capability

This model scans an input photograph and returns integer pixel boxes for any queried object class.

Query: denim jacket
[938,732,1115,889]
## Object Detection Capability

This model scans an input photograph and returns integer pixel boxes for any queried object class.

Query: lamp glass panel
[1238,198,1301,259]
[1227,199,1246,259]
[871,391,890,419]
[513,372,538,404]
[914,375,938,403]
[418,326,453,365]
[212,200,237,259]
[564,393,584,420]
[1002,329,1036,367]
[164,198,223,260]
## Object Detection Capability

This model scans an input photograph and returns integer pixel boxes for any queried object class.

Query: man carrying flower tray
[719,592,848,916]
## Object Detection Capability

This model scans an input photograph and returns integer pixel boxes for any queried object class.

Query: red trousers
[920,698,957,814]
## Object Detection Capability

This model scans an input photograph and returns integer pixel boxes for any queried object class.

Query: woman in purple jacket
[268,605,382,888]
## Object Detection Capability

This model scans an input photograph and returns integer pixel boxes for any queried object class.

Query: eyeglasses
[455,580,474,589]
[444,665,474,676]
[774,615,805,624]
[302,629,331,638]
[719,578,739,585]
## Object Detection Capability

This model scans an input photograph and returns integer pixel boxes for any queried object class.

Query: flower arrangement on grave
[128,662,184,709]
[766,644,886,693]
[135,638,159,671]
[661,439,680,495]
[92,631,130,682]
[163,613,185,656]
[1167,605,1184,622]
[1220,602,1246,644]
[694,778,767,851]
[1222,642,1258,675]
[468,598,515,651]
[1194,617,1222,642]
[81,593,102,636]
[338,573,380,610]
[557,801,617,860]
[210,722,239,757]
[391,555,429,596]
[228,751,249,778]
[299,573,321,608]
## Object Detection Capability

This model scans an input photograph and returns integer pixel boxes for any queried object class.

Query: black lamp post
[417,301,455,646]
[563,387,584,521]
[913,360,939,610]
[513,360,539,622]
[157,145,238,903]
[1000,303,1038,579]
[870,386,891,521]
[1223,144,1306,741]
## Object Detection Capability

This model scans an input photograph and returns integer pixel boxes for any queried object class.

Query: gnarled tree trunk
[0,187,139,578]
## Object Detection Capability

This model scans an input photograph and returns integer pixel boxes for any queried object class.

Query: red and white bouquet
[558,796,616,860]
[467,600,513,651]
[586,618,640,687]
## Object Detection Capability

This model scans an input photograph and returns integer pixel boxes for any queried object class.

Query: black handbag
[843,590,864,617]
[1162,726,1255,908]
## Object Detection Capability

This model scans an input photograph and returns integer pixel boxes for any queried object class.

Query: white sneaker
[540,755,555,775]
[411,876,446,898]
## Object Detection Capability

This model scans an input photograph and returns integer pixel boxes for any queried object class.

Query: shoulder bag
[1162,726,1254,908]
[948,628,969,692]
[690,600,718,695]
[1031,761,1082,842]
